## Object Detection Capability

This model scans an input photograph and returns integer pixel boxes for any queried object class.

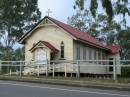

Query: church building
[19,16,121,62]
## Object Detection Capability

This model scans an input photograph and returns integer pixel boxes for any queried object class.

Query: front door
[35,48,46,64]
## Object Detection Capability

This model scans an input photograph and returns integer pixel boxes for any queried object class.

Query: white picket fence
[0,60,130,80]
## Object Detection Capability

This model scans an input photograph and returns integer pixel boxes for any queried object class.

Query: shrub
[121,66,130,78]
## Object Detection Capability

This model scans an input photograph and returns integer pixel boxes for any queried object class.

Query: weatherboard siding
[25,25,74,61]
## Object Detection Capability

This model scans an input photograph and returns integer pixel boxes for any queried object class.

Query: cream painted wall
[73,40,109,61]
[107,53,121,74]
[25,25,73,61]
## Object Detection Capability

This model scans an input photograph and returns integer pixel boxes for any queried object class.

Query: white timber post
[53,62,55,77]
[77,61,80,78]
[46,60,48,77]
[20,61,22,77]
[0,61,1,74]
[10,69,12,76]
[113,58,116,80]
[16,70,18,76]
[65,64,67,77]
[37,63,40,77]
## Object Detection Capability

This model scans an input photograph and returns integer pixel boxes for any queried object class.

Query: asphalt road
[0,80,130,97]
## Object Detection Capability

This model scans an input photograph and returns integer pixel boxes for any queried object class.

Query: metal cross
[46,9,52,16]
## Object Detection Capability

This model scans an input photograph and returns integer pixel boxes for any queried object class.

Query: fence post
[0,61,1,74]
[113,58,116,80]
[10,69,12,76]
[46,60,48,77]
[65,64,67,77]
[76,61,80,78]
[37,63,40,77]
[53,62,55,77]
[20,61,22,77]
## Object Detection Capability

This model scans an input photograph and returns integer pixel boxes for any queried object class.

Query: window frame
[60,41,65,59]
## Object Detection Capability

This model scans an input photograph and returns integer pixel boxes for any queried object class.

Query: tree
[118,28,130,59]
[74,0,130,21]
[67,9,120,39]
[12,47,25,61]
[72,0,130,59]
[0,0,41,60]
[68,9,130,59]
[67,9,101,37]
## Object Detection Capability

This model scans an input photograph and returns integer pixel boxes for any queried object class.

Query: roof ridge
[47,16,106,48]
[19,16,121,54]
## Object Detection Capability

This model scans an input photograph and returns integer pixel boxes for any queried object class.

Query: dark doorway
[50,53,55,60]
[109,58,113,72]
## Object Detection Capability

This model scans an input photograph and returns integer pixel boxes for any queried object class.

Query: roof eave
[77,38,110,51]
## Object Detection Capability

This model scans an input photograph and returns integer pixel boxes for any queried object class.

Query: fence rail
[0,60,130,80]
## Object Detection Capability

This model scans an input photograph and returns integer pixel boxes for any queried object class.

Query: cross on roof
[46,9,52,16]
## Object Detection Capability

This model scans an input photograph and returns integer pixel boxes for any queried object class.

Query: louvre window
[76,45,80,60]
[60,41,64,58]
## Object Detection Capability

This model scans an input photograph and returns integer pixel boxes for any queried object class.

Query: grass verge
[0,75,130,91]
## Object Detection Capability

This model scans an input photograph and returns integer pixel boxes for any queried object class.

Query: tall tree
[12,47,25,61]
[68,9,130,59]
[118,28,130,59]
[67,9,100,37]
[74,0,130,21]
[0,0,41,60]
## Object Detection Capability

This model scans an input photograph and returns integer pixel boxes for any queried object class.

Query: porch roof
[29,41,59,53]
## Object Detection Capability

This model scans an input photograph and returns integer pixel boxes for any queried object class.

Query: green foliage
[118,28,130,59]
[67,9,121,39]
[0,0,41,46]
[0,0,41,60]
[74,0,130,21]
[101,0,113,21]
[121,67,130,78]
[67,9,100,37]
[74,0,84,10]
[12,47,25,61]
[90,0,98,17]
[0,47,25,61]
[68,8,130,59]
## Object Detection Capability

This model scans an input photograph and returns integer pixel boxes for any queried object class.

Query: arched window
[60,41,64,58]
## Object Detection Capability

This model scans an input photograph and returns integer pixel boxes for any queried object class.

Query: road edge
[0,76,130,91]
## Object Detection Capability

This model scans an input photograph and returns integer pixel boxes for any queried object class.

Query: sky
[13,0,130,49]
[13,0,75,49]
[38,0,75,23]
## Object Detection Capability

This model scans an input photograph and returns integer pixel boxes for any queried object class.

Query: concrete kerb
[0,76,130,91]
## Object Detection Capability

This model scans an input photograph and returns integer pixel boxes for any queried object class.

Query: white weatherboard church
[19,16,121,75]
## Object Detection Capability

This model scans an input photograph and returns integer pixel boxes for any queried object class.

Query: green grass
[0,75,130,91]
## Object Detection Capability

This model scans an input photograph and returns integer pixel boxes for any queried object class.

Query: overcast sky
[38,0,75,23]
[14,0,130,48]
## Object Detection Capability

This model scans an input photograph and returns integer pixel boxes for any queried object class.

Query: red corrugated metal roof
[30,41,59,53]
[107,45,121,54]
[48,17,121,54]
[48,17,108,50]
[20,16,121,54]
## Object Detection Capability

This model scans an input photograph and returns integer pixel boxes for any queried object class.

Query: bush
[121,66,130,78]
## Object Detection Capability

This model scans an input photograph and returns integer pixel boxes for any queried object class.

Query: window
[98,51,101,60]
[60,41,64,58]
[103,53,106,60]
[94,50,97,60]
[98,51,102,64]
[83,47,86,60]
[109,58,113,72]
[102,53,106,65]
[76,45,80,60]
[89,48,92,60]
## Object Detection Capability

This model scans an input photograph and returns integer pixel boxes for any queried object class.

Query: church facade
[19,16,121,62]
[19,16,121,75]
